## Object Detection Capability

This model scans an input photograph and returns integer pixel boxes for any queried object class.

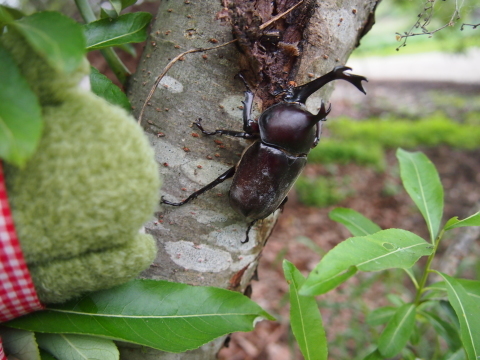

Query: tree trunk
[124,0,378,358]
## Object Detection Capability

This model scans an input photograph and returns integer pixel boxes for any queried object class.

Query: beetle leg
[236,73,259,134]
[194,118,258,140]
[312,102,331,147]
[241,196,289,243]
[278,196,289,212]
[242,219,258,244]
[285,66,367,104]
[312,123,321,148]
[161,166,236,206]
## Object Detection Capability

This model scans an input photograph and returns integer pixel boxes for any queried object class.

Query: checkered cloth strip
[0,338,4,360]
[0,161,44,322]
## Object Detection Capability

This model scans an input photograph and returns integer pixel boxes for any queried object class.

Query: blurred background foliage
[354,0,480,56]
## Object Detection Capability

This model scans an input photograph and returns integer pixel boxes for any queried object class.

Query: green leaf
[363,349,383,360]
[401,346,418,360]
[109,0,122,15]
[11,11,85,73]
[440,300,460,328]
[120,0,137,9]
[410,322,420,345]
[387,293,407,307]
[445,211,480,230]
[90,67,131,112]
[0,5,24,28]
[300,229,432,296]
[456,279,480,300]
[445,216,461,229]
[283,260,327,360]
[5,279,274,353]
[378,303,416,358]
[115,43,137,56]
[100,7,118,19]
[0,326,41,360]
[444,347,467,360]
[366,306,397,326]
[39,349,57,360]
[36,334,118,360]
[396,148,444,242]
[84,12,152,50]
[0,45,42,166]
[105,0,137,16]
[433,272,480,360]
[420,310,462,350]
[329,207,382,236]
[430,279,480,301]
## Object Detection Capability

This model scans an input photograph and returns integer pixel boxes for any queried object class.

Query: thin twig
[137,39,237,124]
[395,0,465,51]
[259,0,304,30]
[461,22,479,30]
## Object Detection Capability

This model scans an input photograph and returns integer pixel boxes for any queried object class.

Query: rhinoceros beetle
[161,66,367,243]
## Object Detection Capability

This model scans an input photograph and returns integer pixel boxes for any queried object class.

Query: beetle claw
[242,220,257,244]
[235,72,253,92]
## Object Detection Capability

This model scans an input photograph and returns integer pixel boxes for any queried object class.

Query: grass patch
[308,139,385,171]
[309,113,480,168]
[295,176,352,208]
[299,113,480,207]
[295,112,480,207]
[329,113,480,150]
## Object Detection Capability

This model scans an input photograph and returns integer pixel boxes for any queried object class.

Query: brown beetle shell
[229,141,307,221]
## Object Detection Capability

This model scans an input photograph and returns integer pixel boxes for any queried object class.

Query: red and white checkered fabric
[0,162,44,359]
[0,338,4,360]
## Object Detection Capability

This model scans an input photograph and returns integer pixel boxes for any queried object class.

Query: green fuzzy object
[2,30,160,304]
[0,26,89,106]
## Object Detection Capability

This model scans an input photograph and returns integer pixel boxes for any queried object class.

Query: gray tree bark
[123,0,378,359]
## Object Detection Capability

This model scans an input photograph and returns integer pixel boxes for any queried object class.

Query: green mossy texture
[6,91,160,265]
[29,234,157,304]
[2,31,160,304]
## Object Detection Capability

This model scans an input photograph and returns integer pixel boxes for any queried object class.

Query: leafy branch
[0,4,151,166]
[284,149,480,360]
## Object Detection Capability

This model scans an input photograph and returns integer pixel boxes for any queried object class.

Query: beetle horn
[285,66,368,104]
[313,101,331,122]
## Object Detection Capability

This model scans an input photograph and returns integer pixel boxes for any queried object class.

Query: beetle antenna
[285,66,368,104]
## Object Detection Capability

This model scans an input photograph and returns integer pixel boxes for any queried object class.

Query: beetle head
[258,102,330,155]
